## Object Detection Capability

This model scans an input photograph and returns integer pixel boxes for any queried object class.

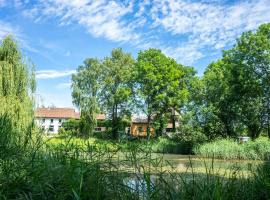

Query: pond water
[121,154,262,197]
[156,153,261,174]
[115,152,262,176]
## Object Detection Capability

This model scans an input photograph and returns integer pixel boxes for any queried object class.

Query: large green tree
[197,23,270,139]
[100,49,134,139]
[0,36,35,134]
[71,49,134,139]
[223,23,270,138]
[135,49,189,136]
[72,58,102,136]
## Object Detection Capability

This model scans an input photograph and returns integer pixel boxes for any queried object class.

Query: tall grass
[194,138,270,160]
[47,136,194,154]
[1,115,270,199]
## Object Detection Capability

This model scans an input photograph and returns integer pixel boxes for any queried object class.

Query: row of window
[41,124,102,133]
[41,118,62,123]
[42,125,62,132]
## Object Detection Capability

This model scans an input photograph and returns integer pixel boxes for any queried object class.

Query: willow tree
[0,36,36,134]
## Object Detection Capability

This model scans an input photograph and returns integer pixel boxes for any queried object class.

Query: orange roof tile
[35,108,80,119]
[35,108,106,120]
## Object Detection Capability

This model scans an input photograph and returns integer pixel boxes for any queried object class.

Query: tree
[200,60,238,139]
[197,23,270,139]
[135,49,189,137]
[72,58,102,136]
[100,48,134,139]
[223,23,270,139]
[0,35,35,135]
[71,49,134,139]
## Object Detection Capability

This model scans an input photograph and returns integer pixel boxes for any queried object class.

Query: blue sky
[0,0,269,108]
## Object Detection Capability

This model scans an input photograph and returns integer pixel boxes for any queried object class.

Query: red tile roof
[35,108,106,120]
[35,108,80,119]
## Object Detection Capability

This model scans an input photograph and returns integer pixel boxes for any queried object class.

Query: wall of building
[130,123,155,137]
[130,122,179,137]
[36,118,66,134]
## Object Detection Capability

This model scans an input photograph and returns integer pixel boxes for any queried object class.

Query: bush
[62,119,81,136]
[194,137,270,160]
[93,131,112,140]
[151,137,193,154]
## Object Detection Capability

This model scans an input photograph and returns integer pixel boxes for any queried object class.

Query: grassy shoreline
[46,135,270,160]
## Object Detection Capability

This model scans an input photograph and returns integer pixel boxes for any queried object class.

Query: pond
[121,154,262,197]
[110,152,262,177]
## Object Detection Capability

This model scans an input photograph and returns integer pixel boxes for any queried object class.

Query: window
[59,119,62,123]
[50,119,54,123]
[49,125,54,132]
[95,127,102,132]
[138,127,143,132]
[166,128,173,132]
[42,118,45,123]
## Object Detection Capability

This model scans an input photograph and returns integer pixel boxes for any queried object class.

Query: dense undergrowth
[47,136,194,155]
[194,138,270,160]
[1,114,270,200]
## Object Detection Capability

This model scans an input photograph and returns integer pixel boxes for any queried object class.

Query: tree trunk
[147,114,151,140]
[112,104,118,139]
[267,98,270,138]
[172,108,176,133]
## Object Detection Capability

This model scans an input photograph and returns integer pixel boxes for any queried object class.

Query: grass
[194,137,270,160]
[1,135,270,199]
[1,116,270,199]
[46,135,193,154]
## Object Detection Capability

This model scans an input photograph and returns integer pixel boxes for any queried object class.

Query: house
[35,107,106,134]
[129,117,155,137]
[129,110,180,137]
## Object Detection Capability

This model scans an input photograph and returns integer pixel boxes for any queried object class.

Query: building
[35,108,80,134]
[129,110,180,137]
[35,107,106,134]
[129,117,155,137]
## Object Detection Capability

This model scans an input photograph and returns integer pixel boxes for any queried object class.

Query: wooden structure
[129,111,180,137]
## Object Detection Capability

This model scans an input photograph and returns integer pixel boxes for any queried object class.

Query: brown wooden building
[129,111,180,137]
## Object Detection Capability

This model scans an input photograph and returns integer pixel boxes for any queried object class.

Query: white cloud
[0,21,19,40]
[25,0,139,43]
[21,0,270,65]
[36,69,76,79]
[147,0,270,63]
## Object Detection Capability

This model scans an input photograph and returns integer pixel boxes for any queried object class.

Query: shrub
[194,137,270,160]
[151,137,192,154]
[62,119,81,136]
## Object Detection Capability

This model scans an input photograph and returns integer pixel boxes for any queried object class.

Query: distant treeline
[71,23,270,140]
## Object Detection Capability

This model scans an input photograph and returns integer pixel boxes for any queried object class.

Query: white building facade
[35,108,80,134]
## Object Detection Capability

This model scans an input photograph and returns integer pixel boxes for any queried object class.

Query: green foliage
[189,23,270,140]
[72,58,102,136]
[222,23,270,139]
[0,36,35,134]
[58,127,67,135]
[151,137,193,154]
[135,48,191,136]
[1,126,270,200]
[72,49,134,139]
[62,119,81,136]
[194,137,270,160]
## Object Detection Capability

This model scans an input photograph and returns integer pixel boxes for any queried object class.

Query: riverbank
[194,137,270,160]
[46,135,270,160]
